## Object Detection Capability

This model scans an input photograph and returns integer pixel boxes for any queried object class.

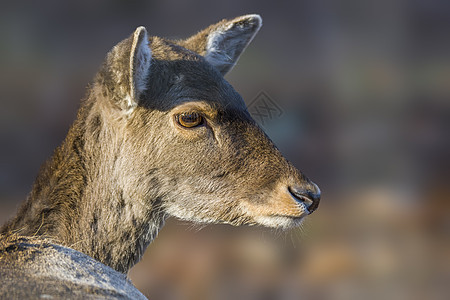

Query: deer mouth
[240,184,320,229]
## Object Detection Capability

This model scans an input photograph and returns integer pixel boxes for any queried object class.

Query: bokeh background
[1,0,449,299]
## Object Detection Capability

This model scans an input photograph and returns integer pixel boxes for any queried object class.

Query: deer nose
[288,183,321,214]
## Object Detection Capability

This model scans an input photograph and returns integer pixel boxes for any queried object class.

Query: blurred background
[0,0,449,299]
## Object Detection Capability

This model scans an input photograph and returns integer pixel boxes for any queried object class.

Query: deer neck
[2,102,165,273]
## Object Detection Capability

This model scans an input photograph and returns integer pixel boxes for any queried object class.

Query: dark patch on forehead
[141,37,246,112]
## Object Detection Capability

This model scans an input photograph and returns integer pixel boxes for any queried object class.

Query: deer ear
[103,26,151,113]
[130,27,151,103]
[180,14,262,75]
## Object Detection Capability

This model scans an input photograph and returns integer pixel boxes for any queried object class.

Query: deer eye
[176,112,204,128]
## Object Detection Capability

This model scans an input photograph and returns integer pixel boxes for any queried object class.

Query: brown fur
[0,14,320,298]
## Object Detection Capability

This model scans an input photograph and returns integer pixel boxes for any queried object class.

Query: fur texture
[0,14,320,298]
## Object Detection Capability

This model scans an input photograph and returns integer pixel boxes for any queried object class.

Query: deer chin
[252,214,308,229]
[239,202,312,229]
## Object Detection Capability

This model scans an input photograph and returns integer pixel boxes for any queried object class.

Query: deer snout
[288,182,321,214]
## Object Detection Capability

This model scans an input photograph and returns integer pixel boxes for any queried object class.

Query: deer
[0,14,320,299]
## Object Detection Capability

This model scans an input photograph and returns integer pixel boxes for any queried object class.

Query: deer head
[90,14,320,230]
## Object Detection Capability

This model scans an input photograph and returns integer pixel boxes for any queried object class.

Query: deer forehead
[143,59,246,112]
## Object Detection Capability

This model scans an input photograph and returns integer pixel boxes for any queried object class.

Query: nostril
[288,184,321,214]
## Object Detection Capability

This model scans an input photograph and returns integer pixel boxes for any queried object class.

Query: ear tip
[134,26,148,39]
[245,14,262,23]
[238,14,263,29]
